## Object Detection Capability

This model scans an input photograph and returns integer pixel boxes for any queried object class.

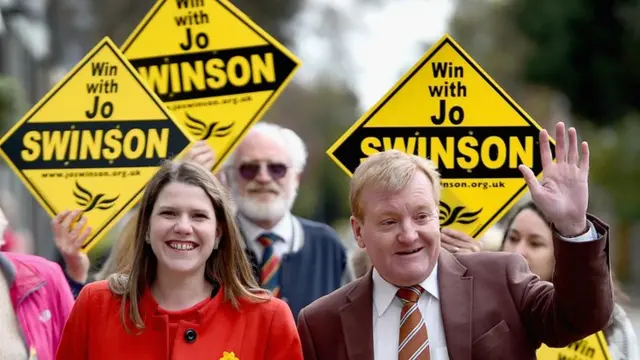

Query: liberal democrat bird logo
[439,201,482,227]
[72,181,119,212]
[184,112,234,140]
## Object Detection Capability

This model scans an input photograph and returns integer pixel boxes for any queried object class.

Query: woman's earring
[213,235,221,249]
[145,233,151,244]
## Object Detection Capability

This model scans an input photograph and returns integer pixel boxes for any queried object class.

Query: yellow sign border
[0,36,195,253]
[326,33,555,238]
[120,0,302,172]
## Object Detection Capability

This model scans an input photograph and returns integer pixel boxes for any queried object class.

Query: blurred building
[0,0,94,259]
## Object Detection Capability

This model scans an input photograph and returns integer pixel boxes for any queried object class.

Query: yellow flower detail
[219,351,239,360]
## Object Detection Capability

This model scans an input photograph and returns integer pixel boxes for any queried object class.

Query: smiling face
[148,181,220,277]
[351,171,441,287]
[230,131,300,226]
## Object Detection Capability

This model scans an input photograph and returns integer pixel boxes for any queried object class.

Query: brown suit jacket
[296,215,613,360]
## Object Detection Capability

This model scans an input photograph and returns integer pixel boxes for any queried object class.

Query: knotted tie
[397,285,430,360]
[257,232,281,297]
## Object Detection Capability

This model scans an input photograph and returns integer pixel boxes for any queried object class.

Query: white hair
[224,122,308,173]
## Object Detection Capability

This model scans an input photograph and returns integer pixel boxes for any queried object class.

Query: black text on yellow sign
[121,0,301,172]
[0,37,193,253]
[537,331,611,360]
[334,127,543,179]
[327,34,556,239]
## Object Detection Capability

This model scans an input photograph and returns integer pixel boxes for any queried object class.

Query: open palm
[519,122,589,237]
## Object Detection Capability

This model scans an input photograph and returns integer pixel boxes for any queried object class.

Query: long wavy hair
[107,160,269,331]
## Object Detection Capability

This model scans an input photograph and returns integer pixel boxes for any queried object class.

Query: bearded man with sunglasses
[222,122,353,319]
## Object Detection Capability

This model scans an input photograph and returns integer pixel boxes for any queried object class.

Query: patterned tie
[397,286,430,360]
[257,232,281,297]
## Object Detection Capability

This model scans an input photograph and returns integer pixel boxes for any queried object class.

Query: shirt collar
[237,212,294,246]
[372,260,439,317]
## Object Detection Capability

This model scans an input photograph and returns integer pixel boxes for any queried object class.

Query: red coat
[55,280,303,360]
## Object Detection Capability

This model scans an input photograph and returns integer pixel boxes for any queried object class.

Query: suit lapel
[438,250,473,360]
[340,269,374,360]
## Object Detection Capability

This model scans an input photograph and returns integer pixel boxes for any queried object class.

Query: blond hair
[108,160,268,331]
[350,150,441,221]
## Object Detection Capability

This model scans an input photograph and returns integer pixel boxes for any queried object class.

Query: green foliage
[512,0,640,126]
[581,115,640,220]
[0,76,26,134]
[289,77,360,225]
[93,0,304,48]
[449,0,640,222]
[448,0,529,94]
[228,0,304,46]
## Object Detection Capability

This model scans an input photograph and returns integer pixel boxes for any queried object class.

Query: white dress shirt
[372,265,450,360]
[236,212,303,263]
[371,220,600,360]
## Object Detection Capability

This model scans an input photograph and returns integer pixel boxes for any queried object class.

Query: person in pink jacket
[0,207,75,360]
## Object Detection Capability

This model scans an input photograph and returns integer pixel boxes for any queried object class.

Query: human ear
[350,216,366,249]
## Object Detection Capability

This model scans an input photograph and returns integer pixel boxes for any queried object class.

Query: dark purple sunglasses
[238,162,288,180]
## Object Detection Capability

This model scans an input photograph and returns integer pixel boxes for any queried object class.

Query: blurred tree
[446,0,562,131]
[260,76,359,227]
[580,115,640,280]
[89,0,390,51]
[449,0,640,282]
[298,79,360,225]
[512,0,640,126]
[584,116,640,220]
[228,0,304,46]
[91,0,305,47]
[0,76,26,134]
[254,3,362,228]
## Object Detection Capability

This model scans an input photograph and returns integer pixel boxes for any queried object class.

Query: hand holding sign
[52,210,91,284]
[184,140,216,171]
[519,122,589,237]
[441,227,483,253]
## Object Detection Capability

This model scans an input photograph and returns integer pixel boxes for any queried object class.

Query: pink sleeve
[49,262,75,350]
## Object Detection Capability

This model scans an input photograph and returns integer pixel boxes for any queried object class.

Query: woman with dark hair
[500,201,638,360]
[55,160,303,359]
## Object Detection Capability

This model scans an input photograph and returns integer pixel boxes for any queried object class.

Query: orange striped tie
[257,233,281,298]
[397,286,430,360]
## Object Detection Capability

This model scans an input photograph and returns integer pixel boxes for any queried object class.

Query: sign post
[0,37,193,253]
[121,0,301,172]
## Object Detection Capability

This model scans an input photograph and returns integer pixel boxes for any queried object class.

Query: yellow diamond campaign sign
[121,0,301,171]
[0,37,193,253]
[327,34,556,239]
[537,332,611,360]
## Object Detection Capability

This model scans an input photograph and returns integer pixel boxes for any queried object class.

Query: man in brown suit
[297,122,613,360]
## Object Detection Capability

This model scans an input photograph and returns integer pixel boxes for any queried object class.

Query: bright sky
[293,0,455,111]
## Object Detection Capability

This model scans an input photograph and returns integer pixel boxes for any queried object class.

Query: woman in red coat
[55,160,303,360]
